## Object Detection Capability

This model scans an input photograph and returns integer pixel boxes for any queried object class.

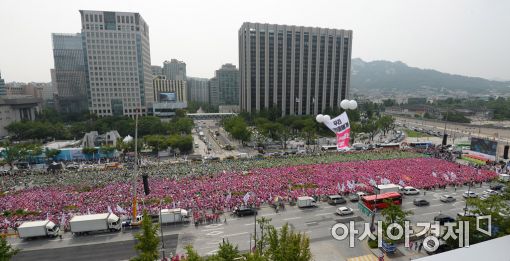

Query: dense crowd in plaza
[0,150,498,230]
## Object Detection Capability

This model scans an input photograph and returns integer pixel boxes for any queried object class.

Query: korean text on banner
[324,112,351,149]
[336,128,351,149]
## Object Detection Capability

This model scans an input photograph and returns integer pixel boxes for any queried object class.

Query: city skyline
[1,0,510,83]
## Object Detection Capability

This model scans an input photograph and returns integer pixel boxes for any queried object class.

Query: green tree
[143,135,168,152]
[208,239,241,261]
[377,115,395,136]
[223,116,252,144]
[380,200,413,243]
[183,245,204,261]
[265,223,311,261]
[382,99,396,107]
[0,236,19,260]
[361,119,379,141]
[468,195,510,236]
[138,116,163,137]
[301,119,317,146]
[167,135,193,154]
[275,123,291,150]
[131,211,160,261]
[45,148,61,161]
[99,145,115,155]
[81,147,98,155]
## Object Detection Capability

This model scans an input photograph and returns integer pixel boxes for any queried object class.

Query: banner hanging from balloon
[324,112,351,150]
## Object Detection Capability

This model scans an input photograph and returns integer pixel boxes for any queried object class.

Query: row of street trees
[221,103,395,148]
[129,212,312,261]
[6,110,194,141]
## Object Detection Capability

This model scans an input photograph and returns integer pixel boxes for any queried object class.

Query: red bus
[361,192,402,210]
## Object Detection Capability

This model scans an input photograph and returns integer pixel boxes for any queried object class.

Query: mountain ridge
[350,58,510,95]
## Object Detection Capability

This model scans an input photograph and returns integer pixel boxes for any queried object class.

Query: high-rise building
[51,33,87,112]
[151,65,163,76]
[163,59,186,80]
[0,72,5,96]
[209,63,240,106]
[153,76,187,103]
[239,22,353,116]
[80,10,153,117]
[187,77,209,103]
[209,77,219,107]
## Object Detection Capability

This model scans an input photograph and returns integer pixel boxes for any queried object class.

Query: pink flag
[336,129,351,149]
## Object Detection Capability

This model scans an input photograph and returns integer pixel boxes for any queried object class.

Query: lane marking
[314,213,332,217]
[206,230,224,236]
[202,227,224,232]
[224,232,249,237]
[283,217,302,221]
[244,222,255,226]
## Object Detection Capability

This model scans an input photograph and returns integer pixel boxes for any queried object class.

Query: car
[434,214,455,225]
[483,189,499,196]
[463,191,478,198]
[439,195,456,203]
[349,192,367,202]
[480,194,490,200]
[233,206,257,217]
[336,207,353,216]
[327,195,347,205]
[413,199,430,206]
[490,184,505,191]
[402,186,420,195]
[457,211,478,218]
[67,164,80,170]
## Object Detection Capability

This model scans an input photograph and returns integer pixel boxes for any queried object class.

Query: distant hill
[350,58,510,95]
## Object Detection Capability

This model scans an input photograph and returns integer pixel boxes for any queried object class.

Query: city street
[394,116,510,144]
[9,182,495,260]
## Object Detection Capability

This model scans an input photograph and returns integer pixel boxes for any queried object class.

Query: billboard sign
[470,137,497,156]
[159,92,176,102]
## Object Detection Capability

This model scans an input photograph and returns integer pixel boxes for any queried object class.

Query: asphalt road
[13,234,178,261]
[175,182,499,259]
[10,182,502,260]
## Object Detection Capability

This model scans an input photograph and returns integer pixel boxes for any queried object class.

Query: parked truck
[160,208,189,224]
[297,196,316,208]
[69,213,121,235]
[375,184,402,194]
[18,220,60,239]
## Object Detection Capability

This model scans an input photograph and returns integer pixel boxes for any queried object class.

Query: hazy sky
[1,0,509,82]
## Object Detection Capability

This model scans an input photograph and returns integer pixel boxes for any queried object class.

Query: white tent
[123,135,133,143]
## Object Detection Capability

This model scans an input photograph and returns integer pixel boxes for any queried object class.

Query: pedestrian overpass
[187,112,237,120]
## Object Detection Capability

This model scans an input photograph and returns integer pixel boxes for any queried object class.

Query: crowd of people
[1,150,423,190]
[0,149,498,230]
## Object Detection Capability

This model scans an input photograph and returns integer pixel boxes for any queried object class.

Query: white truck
[160,208,189,224]
[70,213,121,235]
[375,184,402,194]
[297,196,316,208]
[18,220,60,239]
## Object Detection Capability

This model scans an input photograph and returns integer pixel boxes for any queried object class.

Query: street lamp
[159,202,166,260]
[464,179,473,216]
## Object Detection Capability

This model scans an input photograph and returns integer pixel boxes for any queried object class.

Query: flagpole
[132,107,139,224]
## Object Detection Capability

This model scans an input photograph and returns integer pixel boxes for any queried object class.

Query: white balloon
[323,115,331,122]
[348,100,358,110]
[340,99,349,110]
[315,114,324,123]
